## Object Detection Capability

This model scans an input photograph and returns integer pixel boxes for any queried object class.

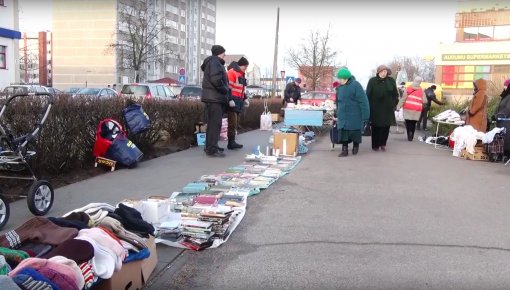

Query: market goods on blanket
[193,195,218,206]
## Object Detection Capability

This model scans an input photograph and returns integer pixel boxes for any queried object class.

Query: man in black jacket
[418,85,445,130]
[201,45,229,157]
[283,78,302,105]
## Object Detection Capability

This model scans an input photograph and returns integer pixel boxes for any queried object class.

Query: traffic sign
[179,68,185,76]
[179,75,186,84]
[285,76,295,83]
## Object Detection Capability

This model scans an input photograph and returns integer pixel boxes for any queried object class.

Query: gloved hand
[229,100,236,108]
[289,98,294,103]
[244,99,250,107]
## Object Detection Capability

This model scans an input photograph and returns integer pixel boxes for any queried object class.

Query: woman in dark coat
[366,65,399,151]
[335,68,370,157]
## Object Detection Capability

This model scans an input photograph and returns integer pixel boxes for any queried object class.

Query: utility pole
[271,7,280,98]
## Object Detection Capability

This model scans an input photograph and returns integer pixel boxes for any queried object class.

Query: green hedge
[0,96,282,175]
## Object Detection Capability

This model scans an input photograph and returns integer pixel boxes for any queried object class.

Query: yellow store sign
[442,53,510,61]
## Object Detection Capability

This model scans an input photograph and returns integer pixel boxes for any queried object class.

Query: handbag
[260,99,272,131]
[362,121,372,137]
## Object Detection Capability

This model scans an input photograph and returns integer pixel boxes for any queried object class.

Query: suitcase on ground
[330,122,341,148]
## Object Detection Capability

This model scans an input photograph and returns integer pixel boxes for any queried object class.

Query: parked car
[299,91,336,106]
[72,87,119,98]
[2,84,50,96]
[120,83,177,101]
[46,87,64,95]
[179,85,202,100]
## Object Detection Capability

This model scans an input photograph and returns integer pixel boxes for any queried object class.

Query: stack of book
[199,208,234,239]
[180,220,214,250]
[158,220,182,242]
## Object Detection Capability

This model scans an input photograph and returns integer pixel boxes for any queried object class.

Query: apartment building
[51,0,215,89]
[435,0,510,100]
[0,0,21,89]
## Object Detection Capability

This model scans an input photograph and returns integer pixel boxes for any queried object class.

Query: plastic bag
[122,103,150,135]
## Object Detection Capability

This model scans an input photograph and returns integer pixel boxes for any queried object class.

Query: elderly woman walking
[396,76,425,141]
[366,65,399,151]
[335,68,370,157]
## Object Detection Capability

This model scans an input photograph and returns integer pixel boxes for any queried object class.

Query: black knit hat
[211,45,226,56]
[238,57,249,66]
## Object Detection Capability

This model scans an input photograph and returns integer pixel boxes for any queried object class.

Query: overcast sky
[18,0,460,86]
[216,0,459,86]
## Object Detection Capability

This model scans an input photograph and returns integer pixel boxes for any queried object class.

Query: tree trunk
[135,70,140,83]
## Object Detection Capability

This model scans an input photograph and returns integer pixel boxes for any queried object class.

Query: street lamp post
[280,70,285,97]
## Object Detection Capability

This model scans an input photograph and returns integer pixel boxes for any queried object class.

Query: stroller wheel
[27,180,54,216]
[0,193,10,229]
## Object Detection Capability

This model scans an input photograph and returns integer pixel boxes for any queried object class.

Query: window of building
[494,25,510,40]
[0,46,6,69]
[462,26,495,41]
[207,2,215,11]
[441,65,491,89]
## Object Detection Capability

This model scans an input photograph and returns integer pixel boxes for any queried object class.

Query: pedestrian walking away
[200,44,229,157]
[226,56,250,150]
[366,65,399,151]
[418,85,444,130]
[284,78,302,106]
[335,68,370,157]
[396,76,425,141]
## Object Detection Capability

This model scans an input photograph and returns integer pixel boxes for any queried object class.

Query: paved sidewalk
[1,128,274,283]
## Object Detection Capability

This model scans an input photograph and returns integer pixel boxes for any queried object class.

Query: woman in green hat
[335,68,370,157]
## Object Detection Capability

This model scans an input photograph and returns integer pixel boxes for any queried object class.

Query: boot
[407,130,413,141]
[352,143,359,155]
[338,144,348,157]
[227,140,243,150]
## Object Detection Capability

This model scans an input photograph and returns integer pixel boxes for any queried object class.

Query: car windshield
[121,85,148,95]
[76,88,100,95]
[301,92,330,100]
[181,87,202,96]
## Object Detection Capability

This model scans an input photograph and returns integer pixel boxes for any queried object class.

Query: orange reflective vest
[228,69,245,99]
[403,87,423,112]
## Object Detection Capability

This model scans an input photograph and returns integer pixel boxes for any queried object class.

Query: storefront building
[435,4,510,101]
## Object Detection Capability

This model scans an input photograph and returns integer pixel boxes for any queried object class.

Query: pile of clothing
[0,202,155,289]
[433,109,464,125]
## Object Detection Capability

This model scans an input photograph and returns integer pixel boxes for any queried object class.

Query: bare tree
[382,56,435,83]
[108,0,174,82]
[287,28,338,90]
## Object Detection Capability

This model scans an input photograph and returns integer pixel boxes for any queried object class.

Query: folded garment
[0,217,78,249]
[42,238,94,264]
[48,216,89,230]
[18,242,53,258]
[124,248,150,263]
[0,247,29,268]
[15,267,60,290]
[114,203,155,237]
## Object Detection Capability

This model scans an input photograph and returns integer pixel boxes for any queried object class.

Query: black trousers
[405,120,418,140]
[371,125,390,149]
[227,110,239,141]
[418,105,430,130]
[205,102,224,153]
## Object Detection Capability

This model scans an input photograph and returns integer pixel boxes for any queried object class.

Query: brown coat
[465,79,488,133]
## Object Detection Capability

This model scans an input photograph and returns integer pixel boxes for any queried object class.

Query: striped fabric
[5,231,22,249]
[79,260,96,289]
[19,275,52,290]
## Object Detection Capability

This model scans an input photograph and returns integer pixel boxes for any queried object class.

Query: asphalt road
[148,129,510,290]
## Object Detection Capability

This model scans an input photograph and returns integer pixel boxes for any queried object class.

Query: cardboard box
[91,236,158,290]
[273,132,298,157]
[196,133,206,146]
[142,196,171,224]
[460,147,488,161]
[271,113,280,122]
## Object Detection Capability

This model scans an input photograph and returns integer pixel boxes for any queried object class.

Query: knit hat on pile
[8,257,81,290]
[337,68,352,80]
[0,247,29,266]
[12,274,52,290]
[211,45,226,56]
[42,238,94,264]
[16,267,60,290]
[237,57,249,66]
[0,217,78,249]
[504,79,510,87]
[99,216,148,250]
[114,203,155,237]
[49,256,85,290]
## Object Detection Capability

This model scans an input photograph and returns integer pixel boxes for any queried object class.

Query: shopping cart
[0,92,55,229]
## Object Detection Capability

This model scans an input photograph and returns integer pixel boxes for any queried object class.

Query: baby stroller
[0,92,55,229]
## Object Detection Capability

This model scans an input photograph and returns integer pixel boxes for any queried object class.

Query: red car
[299,91,336,106]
